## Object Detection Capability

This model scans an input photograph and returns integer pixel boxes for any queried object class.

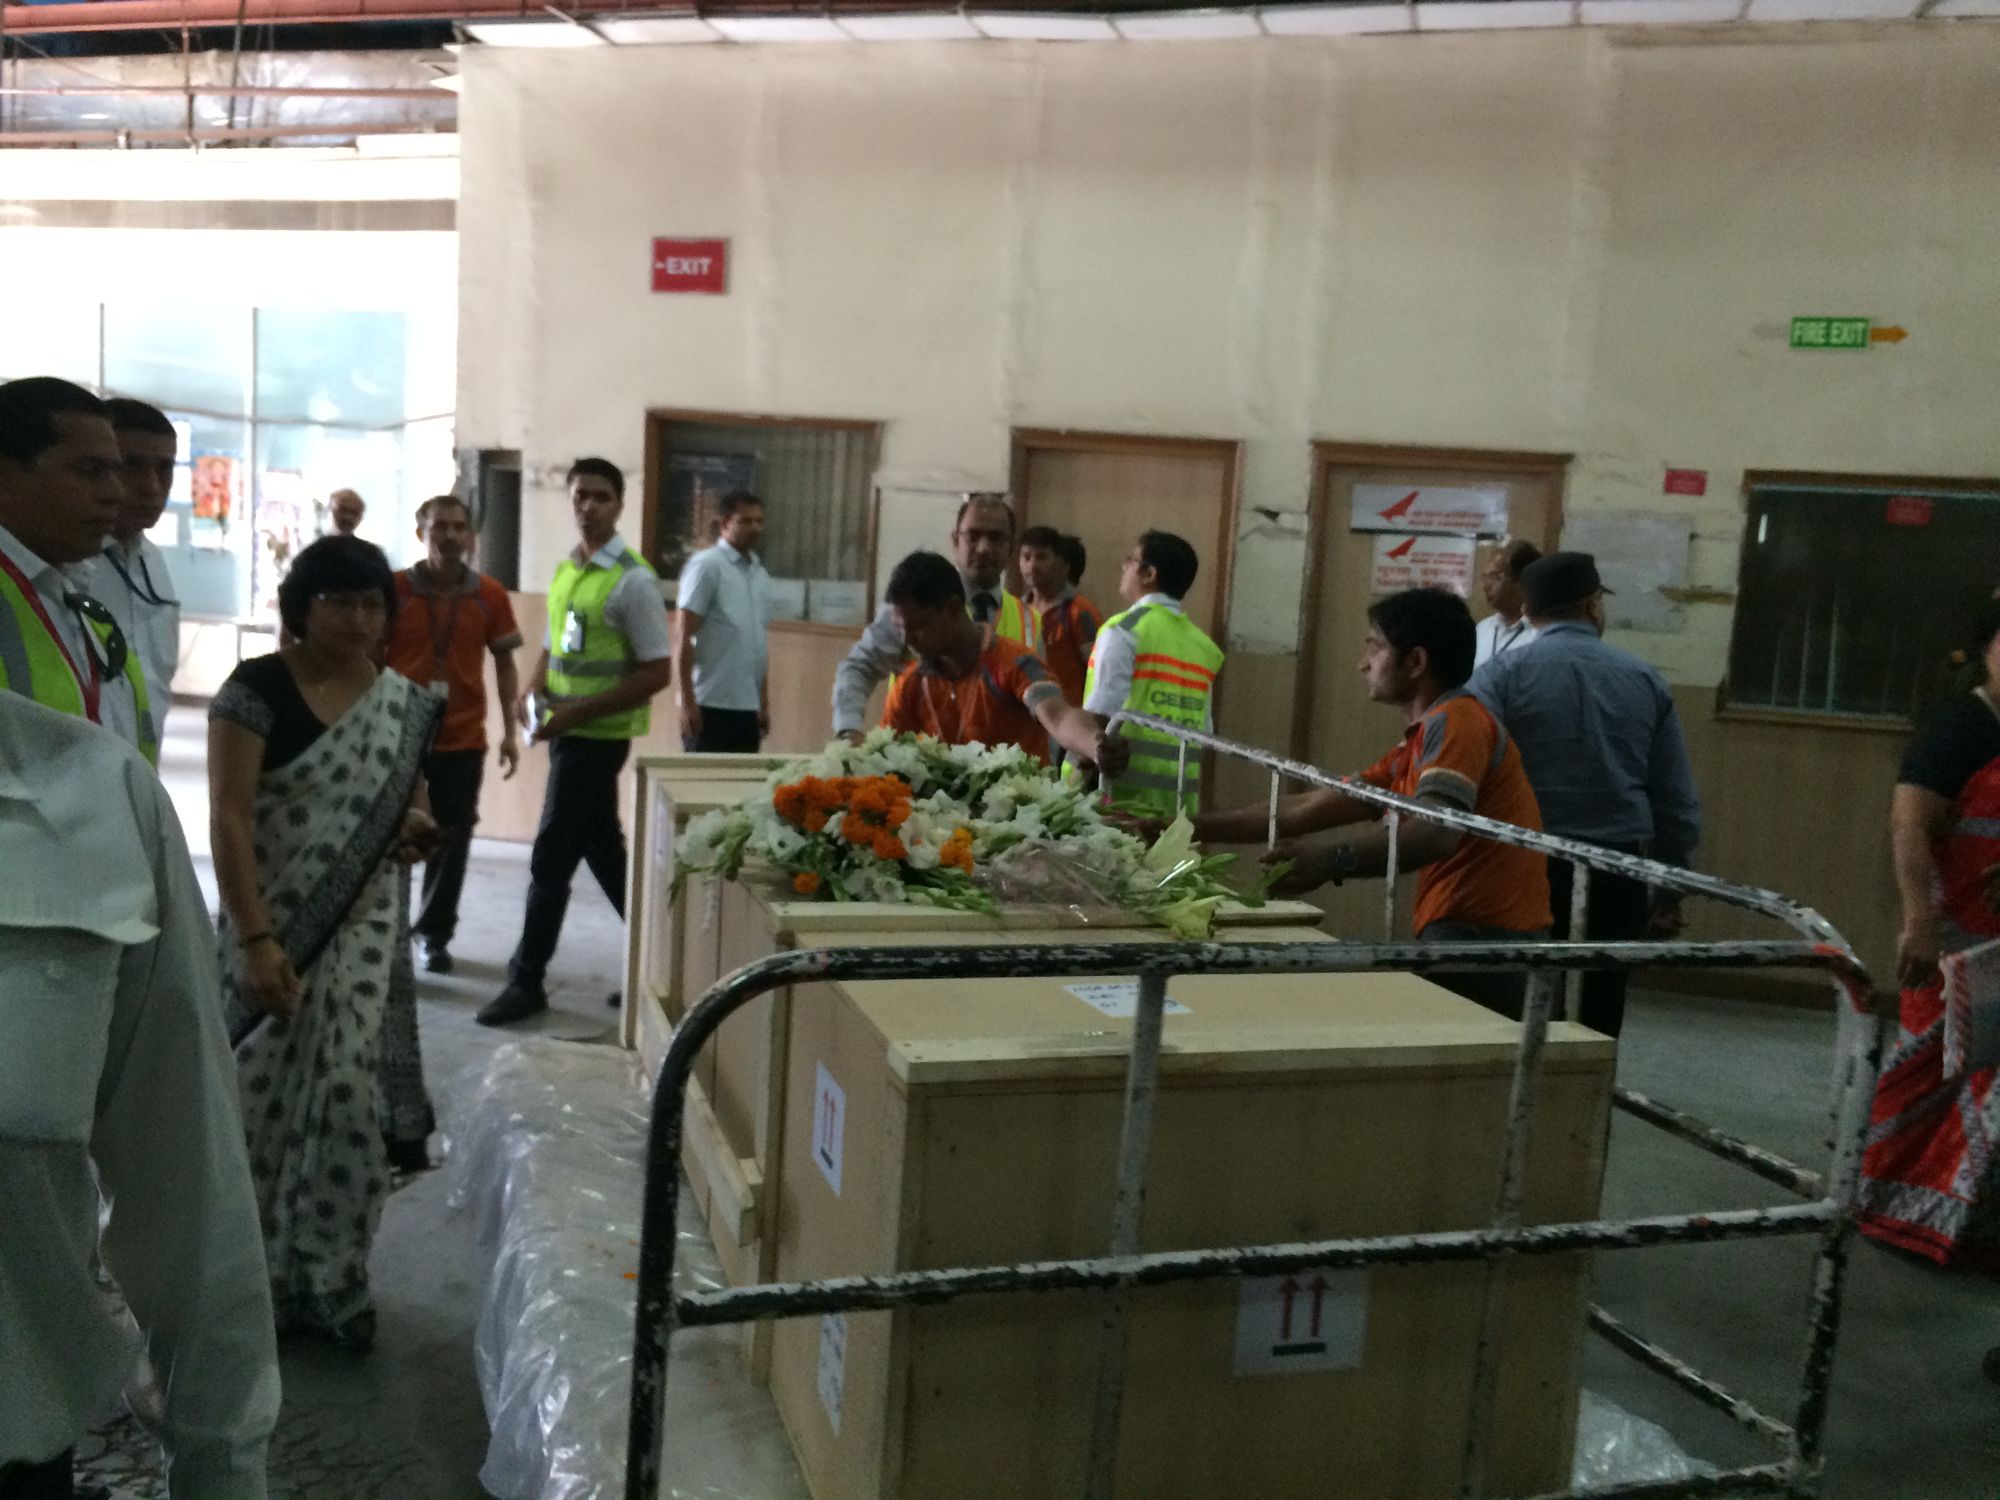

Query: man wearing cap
[1469,550,1701,1038]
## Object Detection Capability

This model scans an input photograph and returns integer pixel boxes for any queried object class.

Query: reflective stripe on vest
[0,566,156,765]
[991,590,1039,653]
[546,541,658,741]
[1078,601,1224,818]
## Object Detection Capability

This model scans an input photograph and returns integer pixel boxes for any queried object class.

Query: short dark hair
[716,489,762,520]
[1499,538,1542,578]
[567,456,625,500]
[884,550,966,611]
[103,396,176,442]
[277,535,398,640]
[1137,530,1199,600]
[1019,524,1063,552]
[1366,588,1477,690]
[1057,533,1087,587]
[0,377,108,465]
[415,494,470,528]
[954,492,1014,534]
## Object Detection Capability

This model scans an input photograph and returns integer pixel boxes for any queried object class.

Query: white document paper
[1233,1270,1368,1376]
[811,1061,846,1196]
[1063,981,1191,1019]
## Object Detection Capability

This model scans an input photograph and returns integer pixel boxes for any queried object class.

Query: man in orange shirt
[1191,587,1550,1020]
[385,494,525,973]
[880,550,1126,775]
[1018,524,1102,711]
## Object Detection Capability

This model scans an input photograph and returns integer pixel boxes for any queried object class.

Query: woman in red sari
[1858,602,2000,1267]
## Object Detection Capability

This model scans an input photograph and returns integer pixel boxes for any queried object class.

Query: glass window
[104,304,250,418]
[1725,480,2000,723]
[0,302,100,388]
[254,309,408,428]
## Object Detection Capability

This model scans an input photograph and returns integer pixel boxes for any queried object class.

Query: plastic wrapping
[444,1040,807,1500]
[1571,1390,1717,1485]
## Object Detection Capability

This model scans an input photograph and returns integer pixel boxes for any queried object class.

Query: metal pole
[1175,737,1189,812]
[1383,809,1400,939]
[1458,967,1557,1500]
[1083,968,1170,1500]
[1266,771,1281,853]
[1565,860,1590,1023]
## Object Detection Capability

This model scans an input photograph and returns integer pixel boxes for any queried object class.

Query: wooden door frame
[1008,427,1244,645]
[640,406,884,590]
[1294,441,1571,760]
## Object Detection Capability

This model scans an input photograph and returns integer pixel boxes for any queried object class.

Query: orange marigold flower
[793,871,822,895]
[939,827,975,875]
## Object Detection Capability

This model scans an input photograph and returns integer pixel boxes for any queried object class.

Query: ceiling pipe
[0,0,941,33]
[0,119,449,144]
[0,84,454,97]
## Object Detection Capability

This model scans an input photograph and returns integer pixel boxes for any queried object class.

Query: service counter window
[643,411,880,629]
[1724,474,2000,725]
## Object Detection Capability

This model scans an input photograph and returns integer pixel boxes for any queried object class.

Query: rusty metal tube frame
[1585,1304,1796,1448]
[627,927,1879,1500]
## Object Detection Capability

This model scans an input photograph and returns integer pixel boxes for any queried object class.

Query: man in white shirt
[0,377,154,763]
[95,398,181,747]
[674,490,771,753]
[0,691,279,1499]
[1472,537,1541,668]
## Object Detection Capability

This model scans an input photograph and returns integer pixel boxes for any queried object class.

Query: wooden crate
[766,960,1615,1500]
[686,878,1330,1378]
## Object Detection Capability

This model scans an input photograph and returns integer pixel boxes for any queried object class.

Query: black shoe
[477,982,548,1027]
[385,1136,432,1175]
[606,989,623,1009]
[417,936,454,974]
[1984,1346,2000,1387]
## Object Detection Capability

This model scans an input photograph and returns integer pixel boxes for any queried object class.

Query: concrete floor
[84,705,2000,1498]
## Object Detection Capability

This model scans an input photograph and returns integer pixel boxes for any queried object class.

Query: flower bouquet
[674,729,1271,939]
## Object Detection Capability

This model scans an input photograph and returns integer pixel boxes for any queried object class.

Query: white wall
[456,24,2000,677]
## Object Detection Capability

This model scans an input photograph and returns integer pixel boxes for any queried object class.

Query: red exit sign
[1885,496,1933,527]
[652,237,728,295]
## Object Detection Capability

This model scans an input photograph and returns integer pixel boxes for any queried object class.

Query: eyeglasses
[310,591,389,615]
[63,591,129,681]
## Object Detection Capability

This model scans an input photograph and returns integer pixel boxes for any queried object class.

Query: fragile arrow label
[1234,1269,1368,1376]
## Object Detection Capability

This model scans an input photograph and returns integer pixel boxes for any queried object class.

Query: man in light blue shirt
[1469,551,1701,1037]
[673,490,771,752]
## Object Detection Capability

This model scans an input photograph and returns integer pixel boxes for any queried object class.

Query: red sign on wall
[651,238,728,295]
[1885,496,1934,527]
[1663,469,1708,497]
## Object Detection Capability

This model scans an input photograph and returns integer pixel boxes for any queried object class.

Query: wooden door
[1295,444,1568,933]
[1011,431,1239,640]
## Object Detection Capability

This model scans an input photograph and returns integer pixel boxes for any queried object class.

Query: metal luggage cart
[626,717,1888,1500]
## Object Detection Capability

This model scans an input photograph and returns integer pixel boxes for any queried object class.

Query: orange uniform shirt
[881,636,1062,762]
[385,565,523,752]
[1357,690,1551,936]
[1032,592,1102,709]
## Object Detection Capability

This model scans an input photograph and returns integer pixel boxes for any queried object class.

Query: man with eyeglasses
[93,398,181,748]
[0,377,156,765]
[830,491,1040,744]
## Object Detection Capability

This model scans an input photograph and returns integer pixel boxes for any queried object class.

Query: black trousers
[682,707,763,754]
[413,747,486,945]
[1420,921,1548,1023]
[0,1452,71,1500]
[1547,858,1652,1039]
[508,736,631,989]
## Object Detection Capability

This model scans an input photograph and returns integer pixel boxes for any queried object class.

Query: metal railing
[625,719,1889,1500]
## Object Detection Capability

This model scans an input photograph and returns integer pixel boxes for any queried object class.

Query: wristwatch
[1325,844,1361,886]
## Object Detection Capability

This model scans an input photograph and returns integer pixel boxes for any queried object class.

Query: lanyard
[424,586,466,676]
[102,544,177,607]
[0,548,100,722]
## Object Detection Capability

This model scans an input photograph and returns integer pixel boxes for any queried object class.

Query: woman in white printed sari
[208,536,442,1353]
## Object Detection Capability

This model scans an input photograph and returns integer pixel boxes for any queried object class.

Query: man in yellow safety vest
[1075,529,1222,819]
[0,377,157,765]
[831,491,1040,743]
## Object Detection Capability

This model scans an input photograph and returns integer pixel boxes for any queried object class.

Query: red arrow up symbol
[1308,1275,1330,1338]
[1378,489,1419,522]
[1278,1275,1299,1340]
[1385,537,1417,560]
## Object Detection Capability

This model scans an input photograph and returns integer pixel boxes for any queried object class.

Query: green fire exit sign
[1790,317,1871,349]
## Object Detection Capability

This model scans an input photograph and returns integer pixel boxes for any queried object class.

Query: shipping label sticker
[816,1312,847,1434]
[1063,981,1192,1019]
[812,1061,846,1197]
[1233,1270,1368,1376]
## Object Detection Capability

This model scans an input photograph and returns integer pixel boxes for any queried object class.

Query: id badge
[562,609,586,653]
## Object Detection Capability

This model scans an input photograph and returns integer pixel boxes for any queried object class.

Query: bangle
[237,930,279,950]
